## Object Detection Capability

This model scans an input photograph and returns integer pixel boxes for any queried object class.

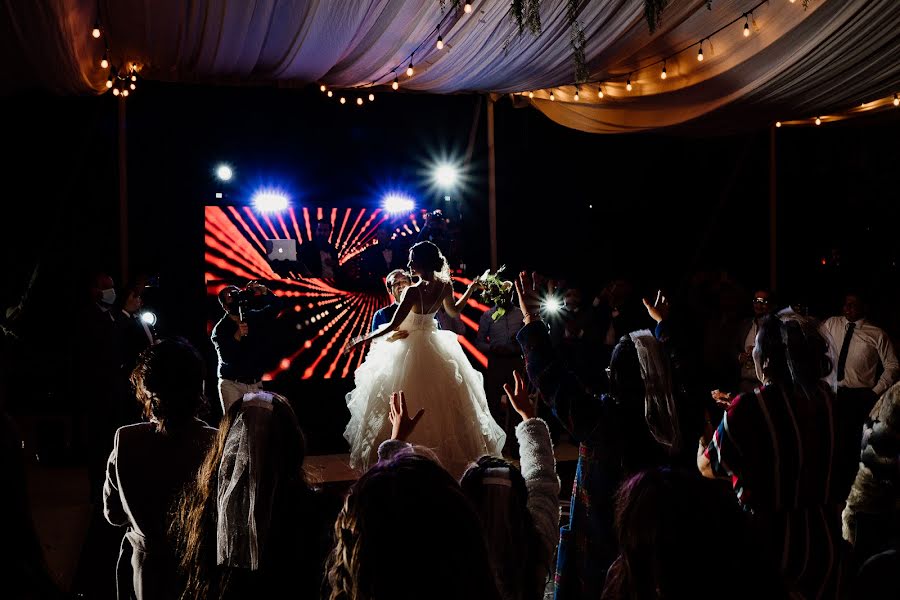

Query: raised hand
[389,391,425,441]
[502,369,536,421]
[514,271,543,325]
[642,289,670,324]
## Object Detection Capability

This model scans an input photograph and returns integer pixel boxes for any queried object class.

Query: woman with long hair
[343,241,505,477]
[325,451,501,600]
[172,392,334,599]
[103,337,217,600]
[699,314,859,598]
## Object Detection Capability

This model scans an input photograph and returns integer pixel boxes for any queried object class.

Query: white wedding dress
[344,289,506,478]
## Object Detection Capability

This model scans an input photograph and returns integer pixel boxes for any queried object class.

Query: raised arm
[442,279,482,319]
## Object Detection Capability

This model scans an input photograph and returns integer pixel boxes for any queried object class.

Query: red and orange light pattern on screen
[205,206,489,380]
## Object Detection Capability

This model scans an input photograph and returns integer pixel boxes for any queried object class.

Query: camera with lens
[233,282,266,321]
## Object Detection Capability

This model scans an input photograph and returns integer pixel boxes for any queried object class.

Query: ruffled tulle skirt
[344,329,506,478]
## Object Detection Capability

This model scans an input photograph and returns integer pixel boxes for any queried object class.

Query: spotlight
[381,193,416,214]
[433,164,459,188]
[542,296,563,314]
[215,164,233,182]
[140,311,157,326]
[251,189,290,213]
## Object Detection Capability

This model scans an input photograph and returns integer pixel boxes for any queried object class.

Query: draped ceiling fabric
[2,0,899,133]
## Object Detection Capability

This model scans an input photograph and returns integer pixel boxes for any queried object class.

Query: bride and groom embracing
[342,241,506,478]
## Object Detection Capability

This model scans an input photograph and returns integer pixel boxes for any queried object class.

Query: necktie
[836,322,856,382]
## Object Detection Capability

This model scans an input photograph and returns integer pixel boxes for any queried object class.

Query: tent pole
[487,96,497,271]
[769,125,777,292]
[118,98,129,285]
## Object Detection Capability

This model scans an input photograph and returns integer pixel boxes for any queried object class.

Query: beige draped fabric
[2,0,898,133]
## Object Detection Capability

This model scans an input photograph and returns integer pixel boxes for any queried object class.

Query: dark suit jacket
[371,304,399,332]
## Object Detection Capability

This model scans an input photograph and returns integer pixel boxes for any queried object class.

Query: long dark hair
[130,337,206,433]
[326,452,500,600]
[172,393,311,600]
[409,241,451,282]
[460,456,549,600]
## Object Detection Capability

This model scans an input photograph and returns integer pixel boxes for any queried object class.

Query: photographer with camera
[211,281,283,413]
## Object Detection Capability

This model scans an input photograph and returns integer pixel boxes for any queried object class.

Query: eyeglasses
[753,298,769,305]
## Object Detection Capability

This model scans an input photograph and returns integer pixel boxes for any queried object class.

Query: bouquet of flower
[477,265,514,321]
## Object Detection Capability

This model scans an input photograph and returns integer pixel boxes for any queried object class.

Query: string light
[113,88,119,96]
[894,93,899,107]
[319,84,326,92]
[106,79,113,88]
[122,89,129,97]
[528,91,534,99]
[368,93,375,101]
[131,74,137,82]
[697,42,704,61]
[549,91,555,101]
[130,83,136,90]
[775,121,782,127]
[626,76,632,92]
[100,51,109,69]
[660,62,667,79]
[464,2,472,13]
[573,87,579,101]
[392,77,399,90]
[743,15,751,37]
[597,87,603,99]
[340,97,346,104]
[356,97,364,106]
[91,25,101,39]
[327,90,333,97]
[815,117,821,125]
[406,62,414,77]
[436,36,444,50]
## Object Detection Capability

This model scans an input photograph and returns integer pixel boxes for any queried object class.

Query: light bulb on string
[122,89,129,97]
[464,2,472,13]
[815,117,821,125]
[92,25,101,39]
[549,91,555,101]
[106,79,113,89]
[131,74,137,82]
[894,93,899,107]
[697,43,704,61]
[368,93,375,101]
[597,87,603,99]
[130,83,136,90]
[744,16,751,37]
[775,121,782,128]
[392,78,399,90]
[660,63,667,80]
[327,90,333,97]
[436,36,444,50]
[356,97,363,106]
[100,52,109,69]
[626,77,632,92]
[113,88,120,96]
[340,97,346,104]
[320,84,326,92]
[528,91,534,99]
[573,87,579,101]
[406,62,414,77]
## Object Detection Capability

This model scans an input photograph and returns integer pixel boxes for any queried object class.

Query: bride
[343,241,506,477]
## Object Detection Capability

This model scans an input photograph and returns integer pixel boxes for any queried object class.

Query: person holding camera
[212,281,283,413]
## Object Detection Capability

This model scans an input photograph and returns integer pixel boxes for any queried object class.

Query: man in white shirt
[822,293,899,409]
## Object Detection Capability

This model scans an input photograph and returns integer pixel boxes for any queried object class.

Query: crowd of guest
[3,261,899,600]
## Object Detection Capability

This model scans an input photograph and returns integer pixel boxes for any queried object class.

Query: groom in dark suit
[371,269,411,331]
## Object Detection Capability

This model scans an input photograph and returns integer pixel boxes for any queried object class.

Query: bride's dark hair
[409,241,451,282]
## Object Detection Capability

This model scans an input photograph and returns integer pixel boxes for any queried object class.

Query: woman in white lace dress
[343,241,506,478]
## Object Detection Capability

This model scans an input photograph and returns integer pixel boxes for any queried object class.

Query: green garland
[511,0,543,35]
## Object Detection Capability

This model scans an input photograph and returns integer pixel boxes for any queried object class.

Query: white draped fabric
[2,0,899,133]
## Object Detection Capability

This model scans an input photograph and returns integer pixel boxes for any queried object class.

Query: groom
[371,269,412,331]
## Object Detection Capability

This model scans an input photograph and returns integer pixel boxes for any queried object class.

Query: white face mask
[100,288,117,305]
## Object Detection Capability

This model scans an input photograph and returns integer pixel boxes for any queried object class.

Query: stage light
[542,296,563,314]
[140,311,157,326]
[252,189,290,213]
[382,193,416,214]
[436,36,444,50]
[215,164,233,182]
[433,164,459,188]
[464,2,472,13]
